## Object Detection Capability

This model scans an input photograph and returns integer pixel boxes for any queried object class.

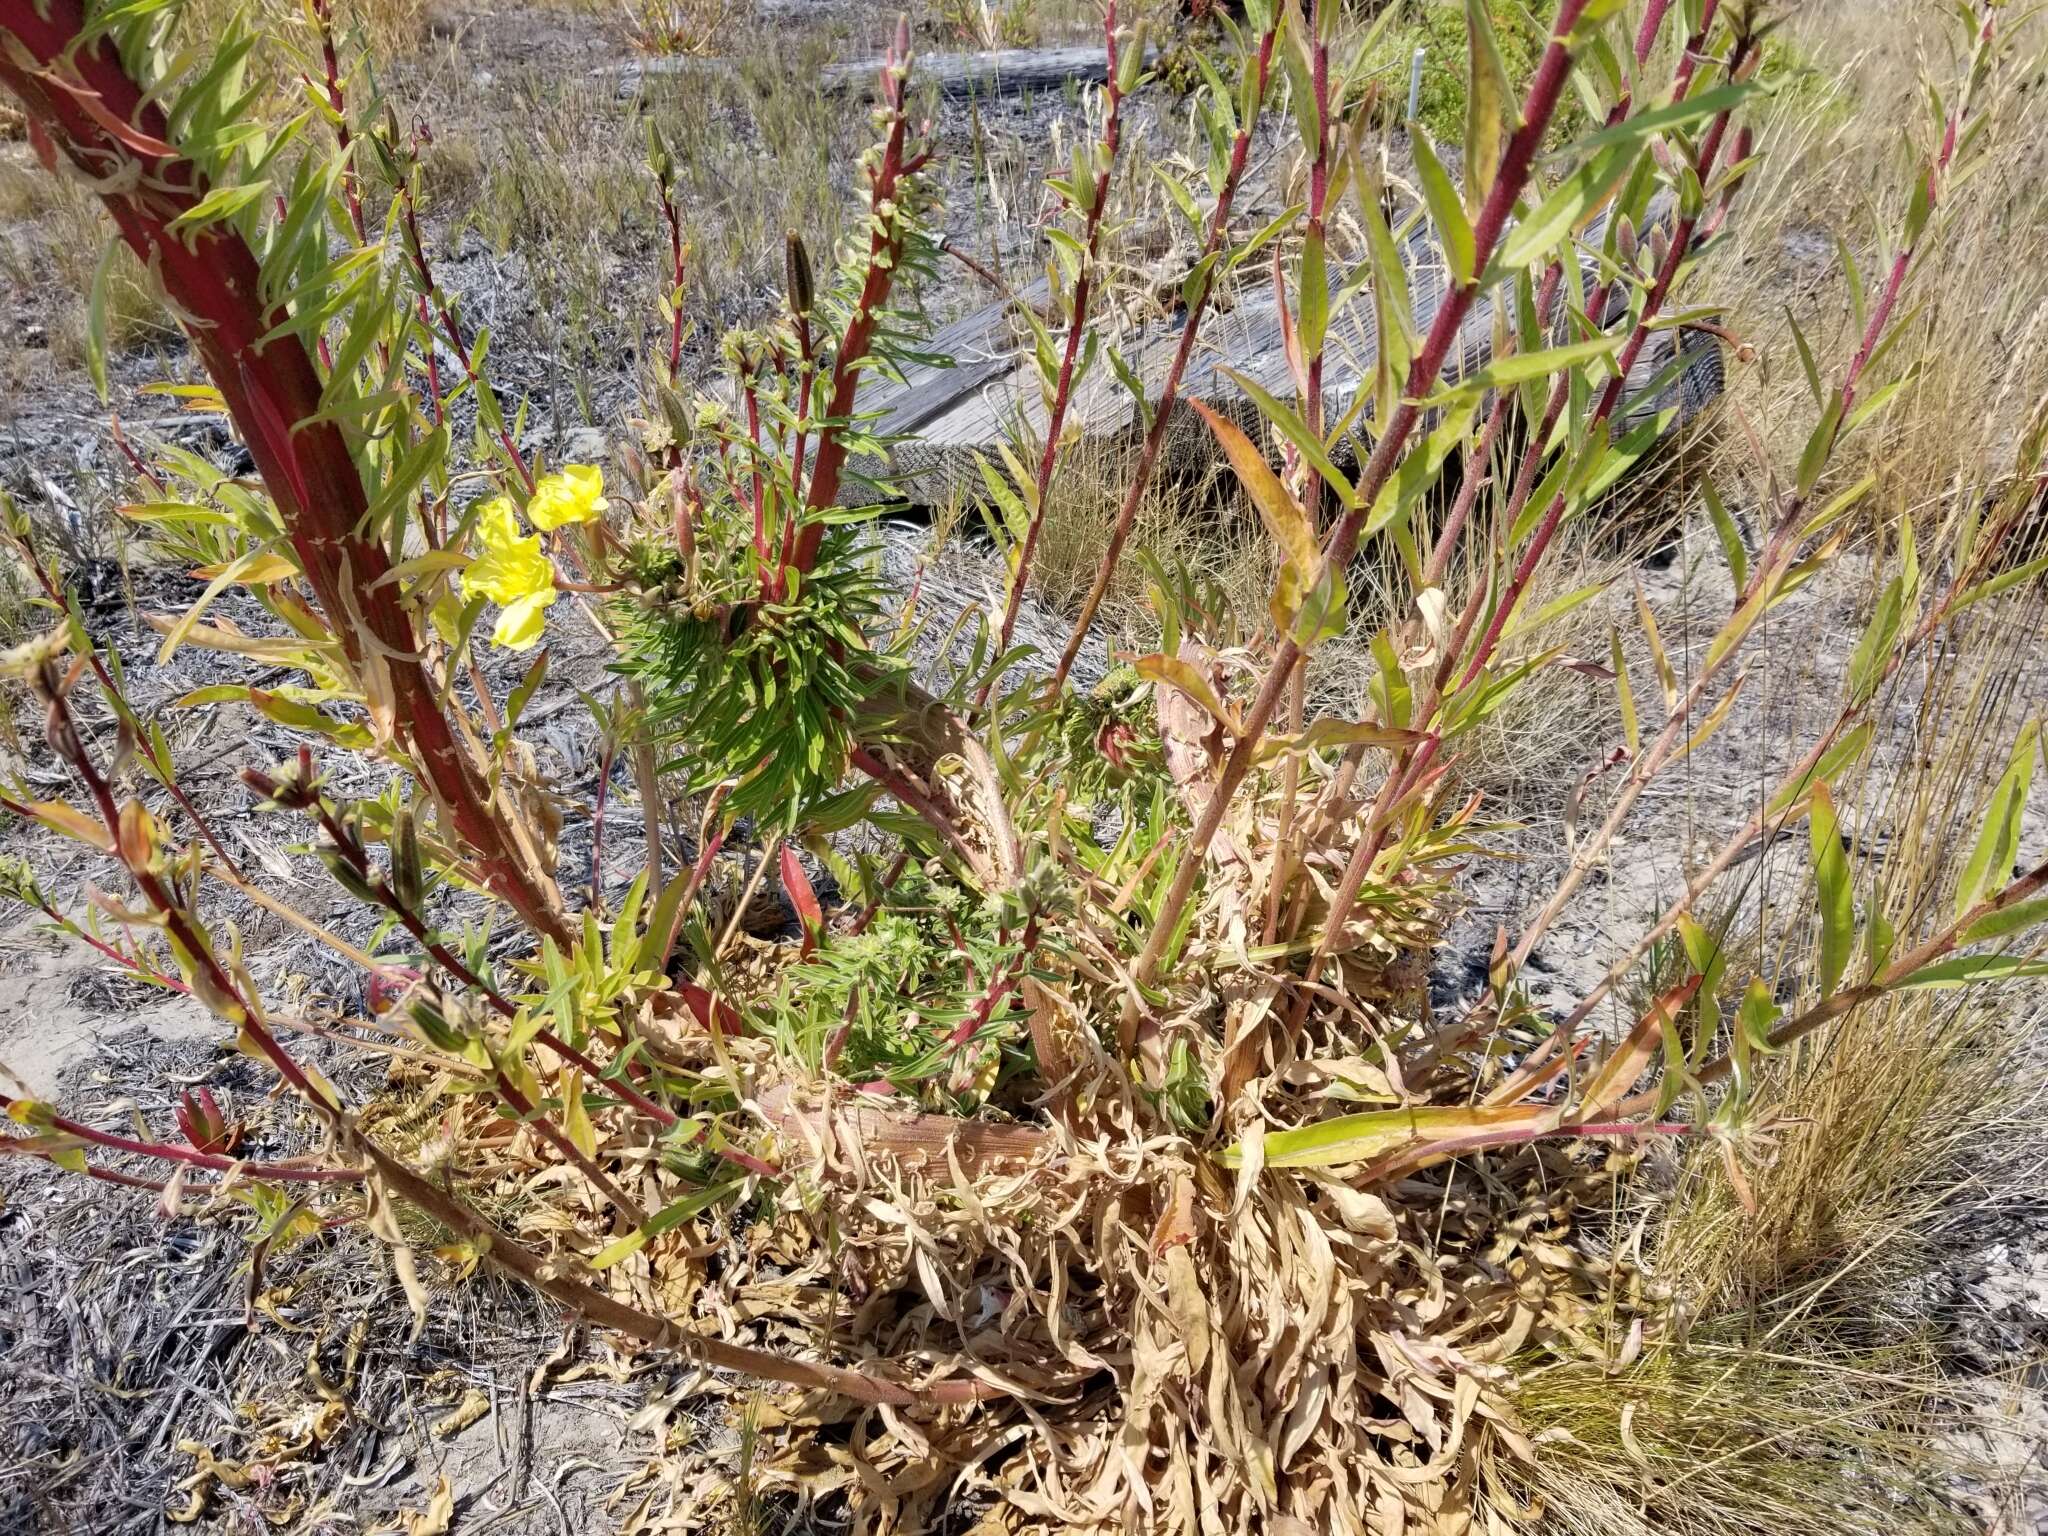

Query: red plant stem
[0,1091,361,1182]
[1048,16,1280,694]
[302,798,682,1129]
[1277,10,1744,1053]
[28,894,189,994]
[109,412,166,492]
[398,182,530,490]
[308,0,368,248]
[947,919,1040,1048]
[848,746,993,883]
[983,3,1126,684]
[28,670,963,1403]
[792,17,924,569]
[1134,0,1593,986]
[0,5,565,942]
[1458,60,1748,692]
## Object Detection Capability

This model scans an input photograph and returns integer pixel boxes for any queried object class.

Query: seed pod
[784,230,814,318]
[391,803,424,912]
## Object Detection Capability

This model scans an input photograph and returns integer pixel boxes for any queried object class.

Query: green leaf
[1427,332,1626,403]
[1796,394,1845,498]
[1766,722,1874,818]
[1463,0,1514,211]
[1846,576,1904,706]
[588,1178,744,1269]
[1955,721,2039,919]
[1809,783,1855,999]
[166,178,271,236]
[1962,894,2048,946]
[1701,474,1747,596]
[1412,131,1475,285]
[1494,143,1635,274]
[1218,1102,1553,1170]
[1220,368,1356,504]
[1893,954,2048,990]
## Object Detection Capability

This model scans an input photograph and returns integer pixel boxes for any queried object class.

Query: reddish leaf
[779,845,823,958]
[678,982,742,1037]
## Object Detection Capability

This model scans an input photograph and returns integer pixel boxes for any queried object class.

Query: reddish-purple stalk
[1047,15,1282,694]
[30,654,964,1403]
[0,1091,361,1182]
[1460,110,1746,688]
[283,775,684,1133]
[1134,0,1594,986]
[947,918,1040,1049]
[981,3,1128,693]
[397,175,533,491]
[0,0,566,942]
[790,16,930,572]
[1256,0,1338,961]
[1270,9,1742,1050]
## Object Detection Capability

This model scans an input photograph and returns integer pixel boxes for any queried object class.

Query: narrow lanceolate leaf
[1133,653,1241,737]
[1494,142,1635,274]
[1846,575,1904,706]
[1610,626,1639,756]
[1809,783,1855,999]
[1727,976,1784,1102]
[1894,954,2048,990]
[588,1179,744,1270]
[1633,578,1678,716]
[1765,722,1874,818]
[1962,894,2048,946]
[1701,475,1747,596]
[1955,721,2040,919]
[1412,131,1476,285]
[1578,976,1700,1120]
[1427,332,1626,403]
[1463,0,1513,211]
[1219,368,1357,504]
[1217,1102,1555,1170]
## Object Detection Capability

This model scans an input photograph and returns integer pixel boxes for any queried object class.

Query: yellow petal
[460,531,551,607]
[491,589,555,651]
[528,464,608,529]
[474,494,522,548]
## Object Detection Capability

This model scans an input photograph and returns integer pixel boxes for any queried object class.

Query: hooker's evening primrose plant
[1,0,2045,1530]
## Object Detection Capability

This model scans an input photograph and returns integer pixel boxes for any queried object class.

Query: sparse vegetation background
[0,0,2045,1533]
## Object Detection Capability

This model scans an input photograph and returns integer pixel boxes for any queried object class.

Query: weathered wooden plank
[606,43,1154,100]
[852,206,1722,509]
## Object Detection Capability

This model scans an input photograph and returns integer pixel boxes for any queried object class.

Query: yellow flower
[461,494,557,651]
[527,464,609,530]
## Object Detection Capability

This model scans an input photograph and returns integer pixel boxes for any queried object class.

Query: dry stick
[1134,0,1595,988]
[29,663,991,1408]
[981,3,1129,698]
[1047,14,1282,693]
